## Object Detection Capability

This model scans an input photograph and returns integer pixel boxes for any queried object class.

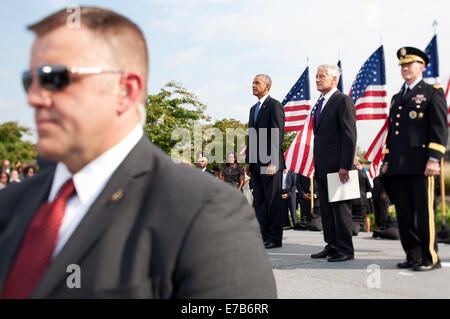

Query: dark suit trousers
[252,168,283,244]
[297,195,312,220]
[389,175,439,264]
[316,178,354,255]
[283,190,298,225]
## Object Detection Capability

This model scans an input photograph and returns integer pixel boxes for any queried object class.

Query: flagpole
[432,20,438,35]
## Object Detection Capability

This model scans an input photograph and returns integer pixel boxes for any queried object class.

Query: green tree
[0,122,37,164]
[144,81,210,156]
[203,118,248,164]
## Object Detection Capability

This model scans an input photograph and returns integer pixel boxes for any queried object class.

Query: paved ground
[269,229,450,299]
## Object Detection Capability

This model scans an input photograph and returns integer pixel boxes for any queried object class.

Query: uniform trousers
[390,175,439,264]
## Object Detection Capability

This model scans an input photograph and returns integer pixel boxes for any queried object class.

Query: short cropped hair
[317,64,341,79]
[27,6,149,102]
[255,74,272,89]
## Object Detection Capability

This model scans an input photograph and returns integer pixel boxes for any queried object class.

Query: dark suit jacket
[246,95,285,172]
[0,136,276,299]
[313,90,357,180]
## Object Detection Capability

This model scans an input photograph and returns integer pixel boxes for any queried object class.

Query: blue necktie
[254,101,261,123]
[314,97,325,126]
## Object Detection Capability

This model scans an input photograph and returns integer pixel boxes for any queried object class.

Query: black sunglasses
[22,64,122,92]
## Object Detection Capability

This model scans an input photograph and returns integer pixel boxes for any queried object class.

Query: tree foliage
[0,122,37,164]
[144,81,210,155]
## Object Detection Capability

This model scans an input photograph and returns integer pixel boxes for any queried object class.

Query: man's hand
[266,163,277,176]
[338,168,349,184]
[424,160,440,176]
[281,194,288,199]
[303,193,311,201]
[245,163,250,177]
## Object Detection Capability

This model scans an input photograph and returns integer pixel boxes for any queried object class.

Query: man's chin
[36,140,64,163]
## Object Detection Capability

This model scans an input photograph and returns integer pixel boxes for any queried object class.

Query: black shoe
[311,249,336,259]
[397,260,420,269]
[413,261,441,272]
[328,254,354,262]
[265,242,282,249]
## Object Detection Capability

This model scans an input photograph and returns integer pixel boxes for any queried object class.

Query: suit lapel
[316,91,339,130]
[0,170,54,295]
[31,137,155,298]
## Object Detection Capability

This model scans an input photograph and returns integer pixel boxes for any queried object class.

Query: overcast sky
[0,0,449,151]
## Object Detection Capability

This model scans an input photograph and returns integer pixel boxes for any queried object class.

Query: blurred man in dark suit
[0,7,276,299]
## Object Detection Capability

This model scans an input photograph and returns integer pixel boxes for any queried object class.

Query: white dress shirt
[403,77,422,93]
[258,93,269,107]
[318,87,338,112]
[50,124,143,259]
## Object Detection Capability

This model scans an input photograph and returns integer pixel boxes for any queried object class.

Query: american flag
[282,67,312,132]
[284,112,314,177]
[424,35,440,85]
[337,60,344,93]
[364,119,388,178]
[349,46,388,121]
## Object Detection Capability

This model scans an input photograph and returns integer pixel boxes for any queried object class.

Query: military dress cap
[397,47,430,65]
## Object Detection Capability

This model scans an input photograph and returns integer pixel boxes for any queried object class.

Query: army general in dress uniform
[382,47,448,271]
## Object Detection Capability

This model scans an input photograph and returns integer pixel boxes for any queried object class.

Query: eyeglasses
[22,64,123,92]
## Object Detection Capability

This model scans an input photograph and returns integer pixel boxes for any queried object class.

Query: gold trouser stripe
[428,142,446,154]
[428,176,438,264]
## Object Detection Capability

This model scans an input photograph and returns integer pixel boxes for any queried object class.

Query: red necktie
[2,178,75,299]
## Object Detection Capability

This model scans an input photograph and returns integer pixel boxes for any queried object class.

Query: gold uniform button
[422,144,426,148]
[416,105,420,109]
[396,114,401,118]
[395,131,399,135]
[398,106,403,110]
[395,122,400,127]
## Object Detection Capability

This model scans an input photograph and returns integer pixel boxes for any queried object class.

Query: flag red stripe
[284,125,303,132]
[355,102,388,110]
[363,91,387,97]
[357,114,388,121]
[285,115,308,121]
[284,105,311,112]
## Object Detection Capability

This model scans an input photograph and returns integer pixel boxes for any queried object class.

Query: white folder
[326,170,360,202]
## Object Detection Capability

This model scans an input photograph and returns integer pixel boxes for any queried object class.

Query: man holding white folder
[310,65,357,262]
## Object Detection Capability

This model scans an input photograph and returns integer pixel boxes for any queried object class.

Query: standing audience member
[0,6,276,299]
[281,168,298,228]
[23,166,35,178]
[310,64,357,262]
[1,160,11,175]
[351,157,373,235]
[242,173,253,206]
[0,171,8,190]
[245,74,285,249]
[197,155,214,175]
[295,175,322,231]
[211,165,224,181]
[382,47,447,271]
[223,152,245,191]
[8,170,21,184]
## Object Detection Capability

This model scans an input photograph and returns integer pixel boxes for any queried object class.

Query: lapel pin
[110,189,124,203]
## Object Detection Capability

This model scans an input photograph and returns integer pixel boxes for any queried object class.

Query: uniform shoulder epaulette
[433,84,442,89]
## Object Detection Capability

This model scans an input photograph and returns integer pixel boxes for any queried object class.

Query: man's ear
[117,72,143,115]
